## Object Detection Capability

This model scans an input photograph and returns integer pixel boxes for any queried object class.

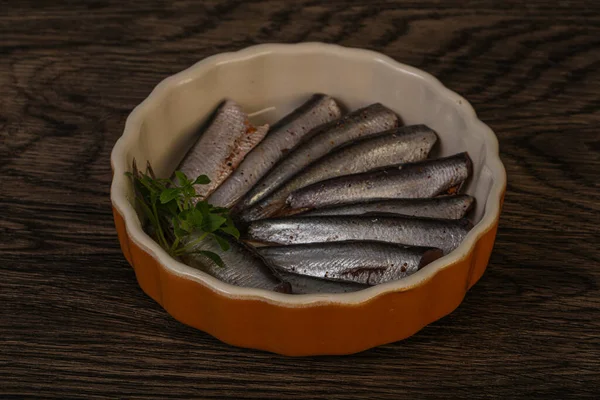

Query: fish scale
[299,195,475,219]
[286,152,472,210]
[257,241,443,285]
[246,215,473,255]
[236,103,400,215]
[239,124,438,221]
[208,95,342,208]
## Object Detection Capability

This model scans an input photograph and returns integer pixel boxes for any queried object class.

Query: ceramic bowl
[110,42,506,356]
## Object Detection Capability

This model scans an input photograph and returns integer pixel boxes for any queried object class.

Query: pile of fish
[174,94,475,294]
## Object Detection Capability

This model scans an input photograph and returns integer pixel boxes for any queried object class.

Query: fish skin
[236,103,400,214]
[240,125,438,221]
[183,234,291,293]
[257,241,443,285]
[176,99,269,199]
[207,95,343,208]
[287,152,472,210]
[246,215,473,255]
[276,270,368,294]
[300,195,475,220]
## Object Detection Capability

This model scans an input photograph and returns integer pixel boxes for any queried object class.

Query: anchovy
[183,234,291,293]
[240,125,437,221]
[246,215,473,255]
[277,270,368,294]
[176,99,269,198]
[300,195,475,220]
[257,241,443,285]
[207,95,342,208]
[236,103,400,214]
[287,152,472,210]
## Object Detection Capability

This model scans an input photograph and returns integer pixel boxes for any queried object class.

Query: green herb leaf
[193,175,211,185]
[198,250,226,268]
[210,206,230,214]
[150,191,159,206]
[211,234,231,251]
[185,209,204,228]
[159,188,180,204]
[163,198,179,216]
[220,224,240,239]
[135,197,158,227]
[137,175,156,194]
[171,217,186,239]
[175,171,189,186]
[195,200,211,217]
[177,209,193,233]
[127,162,239,265]
[201,213,227,233]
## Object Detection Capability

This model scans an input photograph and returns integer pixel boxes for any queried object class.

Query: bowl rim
[110,42,506,307]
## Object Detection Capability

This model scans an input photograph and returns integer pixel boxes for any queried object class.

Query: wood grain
[1,0,599,398]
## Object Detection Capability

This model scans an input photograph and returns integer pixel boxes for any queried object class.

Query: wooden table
[2,1,599,398]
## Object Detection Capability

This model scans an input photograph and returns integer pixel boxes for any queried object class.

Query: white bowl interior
[113,44,504,303]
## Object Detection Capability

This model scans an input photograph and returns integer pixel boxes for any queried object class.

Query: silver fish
[246,215,473,255]
[236,103,400,213]
[300,195,475,220]
[257,241,443,285]
[240,125,437,221]
[176,99,269,198]
[287,152,472,210]
[277,270,368,294]
[183,234,291,293]
[207,95,342,208]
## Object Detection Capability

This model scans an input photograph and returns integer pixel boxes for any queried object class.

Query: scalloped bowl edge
[110,43,506,356]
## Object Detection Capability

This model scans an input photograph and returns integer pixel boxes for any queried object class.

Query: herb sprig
[126,161,239,267]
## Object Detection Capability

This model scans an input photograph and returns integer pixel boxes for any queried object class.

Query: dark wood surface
[2,1,599,398]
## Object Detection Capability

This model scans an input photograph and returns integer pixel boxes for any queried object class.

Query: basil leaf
[198,250,225,268]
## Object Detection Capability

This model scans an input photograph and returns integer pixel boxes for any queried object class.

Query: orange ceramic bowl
[110,43,506,356]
